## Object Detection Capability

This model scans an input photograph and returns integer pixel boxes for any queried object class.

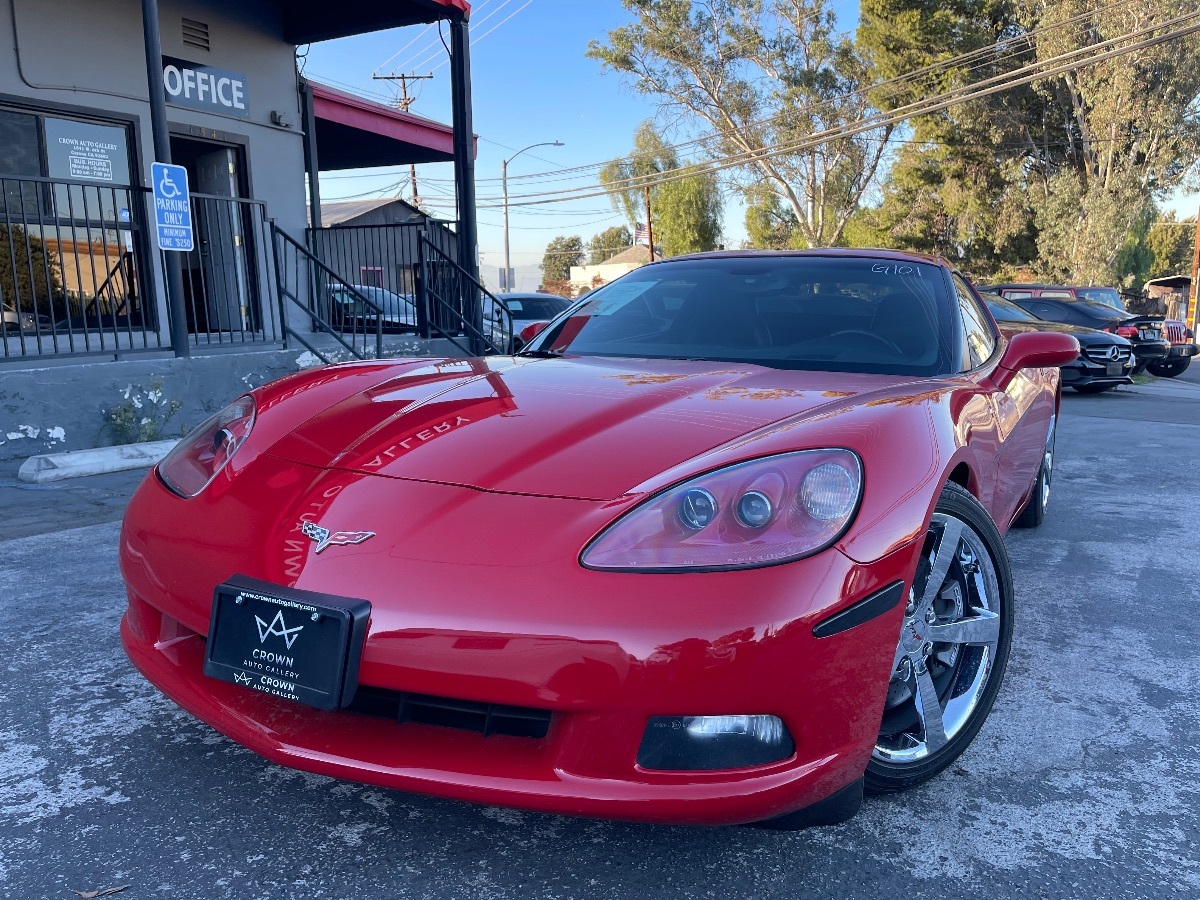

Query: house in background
[569,245,662,296]
[319,198,426,228]
[310,197,456,297]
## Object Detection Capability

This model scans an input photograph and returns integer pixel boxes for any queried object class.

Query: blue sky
[305,0,1197,287]
[306,0,670,282]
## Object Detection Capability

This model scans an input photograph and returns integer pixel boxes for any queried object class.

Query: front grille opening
[183,18,210,51]
[349,686,551,739]
[1084,346,1131,363]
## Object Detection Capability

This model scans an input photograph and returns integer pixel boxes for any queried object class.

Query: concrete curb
[18,439,179,484]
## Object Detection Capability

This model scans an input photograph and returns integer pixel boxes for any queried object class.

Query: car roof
[988,283,1116,291]
[653,248,950,267]
[498,292,568,300]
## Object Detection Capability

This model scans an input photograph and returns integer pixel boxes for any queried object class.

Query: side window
[953,275,997,369]
[1001,290,1033,300]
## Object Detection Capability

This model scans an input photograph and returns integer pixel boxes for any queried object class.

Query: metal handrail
[270,223,387,361]
[418,233,513,356]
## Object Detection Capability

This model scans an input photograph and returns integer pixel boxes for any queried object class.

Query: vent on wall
[182,18,210,52]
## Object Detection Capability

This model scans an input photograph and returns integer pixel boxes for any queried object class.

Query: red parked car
[120,251,1077,829]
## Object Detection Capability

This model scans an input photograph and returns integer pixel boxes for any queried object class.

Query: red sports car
[120,250,1078,829]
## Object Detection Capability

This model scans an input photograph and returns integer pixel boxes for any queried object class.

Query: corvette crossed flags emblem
[301,521,376,554]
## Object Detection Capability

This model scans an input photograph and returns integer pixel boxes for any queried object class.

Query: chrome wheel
[1040,414,1055,511]
[873,513,1003,765]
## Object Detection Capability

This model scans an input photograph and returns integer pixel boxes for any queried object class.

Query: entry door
[194,147,250,331]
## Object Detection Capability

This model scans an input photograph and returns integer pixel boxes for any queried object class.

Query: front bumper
[1132,341,1172,362]
[1168,343,1198,359]
[1060,361,1133,388]
[120,461,917,826]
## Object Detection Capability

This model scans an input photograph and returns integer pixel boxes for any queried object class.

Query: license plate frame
[204,575,370,711]
[1106,362,1124,376]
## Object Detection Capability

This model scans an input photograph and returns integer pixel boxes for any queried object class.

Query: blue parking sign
[152,162,193,252]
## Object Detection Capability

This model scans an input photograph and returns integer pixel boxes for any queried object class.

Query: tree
[0,224,62,315]
[599,122,722,257]
[856,0,1200,283]
[588,225,633,264]
[590,0,892,248]
[540,235,585,282]
[1145,213,1197,280]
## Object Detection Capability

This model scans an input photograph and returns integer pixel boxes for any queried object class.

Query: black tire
[865,482,1014,794]
[1014,415,1055,529]
[1130,361,1148,376]
[1146,358,1190,378]
[1073,383,1119,394]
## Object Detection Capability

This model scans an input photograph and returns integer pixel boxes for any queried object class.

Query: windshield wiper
[517,348,564,358]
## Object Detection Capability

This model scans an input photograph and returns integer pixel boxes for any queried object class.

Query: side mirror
[519,321,549,344]
[996,332,1080,383]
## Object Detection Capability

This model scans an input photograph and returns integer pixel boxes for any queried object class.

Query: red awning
[283,1,472,44]
[310,82,475,170]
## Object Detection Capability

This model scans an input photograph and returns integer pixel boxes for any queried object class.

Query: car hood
[265,356,916,501]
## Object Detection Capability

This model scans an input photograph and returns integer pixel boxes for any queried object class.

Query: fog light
[637,714,794,770]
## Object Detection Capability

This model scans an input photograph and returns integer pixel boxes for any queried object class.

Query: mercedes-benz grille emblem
[301,521,376,554]
[1102,345,1122,361]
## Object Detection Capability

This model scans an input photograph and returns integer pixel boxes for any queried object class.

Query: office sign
[163,56,249,118]
[152,162,194,252]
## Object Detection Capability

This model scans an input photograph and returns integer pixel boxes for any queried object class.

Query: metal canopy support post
[140,0,190,358]
[1190,200,1200,333]
[300,79,322,232]
[449,16,482,354]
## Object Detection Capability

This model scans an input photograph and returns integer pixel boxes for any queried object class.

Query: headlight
[581,449,862,571]
[157,396,256,498]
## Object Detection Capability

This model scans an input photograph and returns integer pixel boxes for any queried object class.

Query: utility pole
[644,185,655,261]
[1190,199,1200,333]
[373,72,432,207]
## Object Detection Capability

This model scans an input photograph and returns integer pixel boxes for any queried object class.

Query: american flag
[633,224,649,244]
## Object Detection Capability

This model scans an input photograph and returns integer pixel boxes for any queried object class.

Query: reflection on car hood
[265,356,916,501]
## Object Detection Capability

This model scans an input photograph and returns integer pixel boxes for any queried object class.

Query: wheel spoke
[913,665,948,751]
[920,518,963,607]
[926,609,1000,646]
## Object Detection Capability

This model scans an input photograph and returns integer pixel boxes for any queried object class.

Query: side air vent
[182,18,210,52]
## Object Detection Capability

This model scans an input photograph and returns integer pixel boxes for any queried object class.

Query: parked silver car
[330,285,417,332]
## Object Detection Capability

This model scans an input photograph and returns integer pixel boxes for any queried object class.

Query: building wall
[0,0,309,338]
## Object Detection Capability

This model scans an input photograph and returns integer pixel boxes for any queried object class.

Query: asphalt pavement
[1,376,1198,900]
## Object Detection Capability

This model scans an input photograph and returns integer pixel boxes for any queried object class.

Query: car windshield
[503,296,569,320]
[529,256,958,375]
[982,294,1041,323]
[1076,287,1125,310]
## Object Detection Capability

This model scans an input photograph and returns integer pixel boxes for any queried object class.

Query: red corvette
[120,250,1078,828]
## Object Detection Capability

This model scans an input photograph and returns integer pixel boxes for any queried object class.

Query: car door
[957,276,1046,525]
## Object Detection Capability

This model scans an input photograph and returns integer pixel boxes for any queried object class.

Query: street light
[502,141,563,292]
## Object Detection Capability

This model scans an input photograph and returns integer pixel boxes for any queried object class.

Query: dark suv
[985,284,1171,374]
[980,293,1134,393]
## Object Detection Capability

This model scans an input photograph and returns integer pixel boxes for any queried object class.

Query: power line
[484,10,1200,207]
[430,0,538,73]
[424,0,1147,189]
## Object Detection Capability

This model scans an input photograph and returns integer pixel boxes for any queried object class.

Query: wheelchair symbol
[158,168,182,199]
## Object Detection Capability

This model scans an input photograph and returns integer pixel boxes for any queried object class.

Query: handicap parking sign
[152,162,193,252]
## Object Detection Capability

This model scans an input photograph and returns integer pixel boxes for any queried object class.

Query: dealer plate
[1106,362,1124,376]
[203,575,370,711]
